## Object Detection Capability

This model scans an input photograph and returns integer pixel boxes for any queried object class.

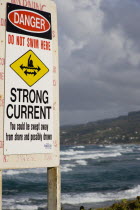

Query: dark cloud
[100,0,140,44]
[55,0,140,124]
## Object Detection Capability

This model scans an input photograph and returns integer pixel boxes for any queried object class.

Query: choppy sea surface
[2,144,140,210]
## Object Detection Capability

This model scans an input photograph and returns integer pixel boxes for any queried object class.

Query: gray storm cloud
[55,0,140,124]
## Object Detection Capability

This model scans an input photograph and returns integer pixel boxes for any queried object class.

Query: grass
[77,196,140,210]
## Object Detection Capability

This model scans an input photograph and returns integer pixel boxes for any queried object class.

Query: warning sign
[4,3,54,155]
[7,3,52,40]
[10,50,49,86]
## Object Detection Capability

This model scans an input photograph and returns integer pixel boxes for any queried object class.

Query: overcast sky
[55,0,140,125]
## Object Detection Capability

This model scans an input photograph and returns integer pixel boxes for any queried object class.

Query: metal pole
[47,166,61,210]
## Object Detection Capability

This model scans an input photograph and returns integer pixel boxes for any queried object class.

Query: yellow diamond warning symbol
[10,50,49,87]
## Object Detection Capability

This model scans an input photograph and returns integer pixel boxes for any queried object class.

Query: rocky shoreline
[75,196,140,210]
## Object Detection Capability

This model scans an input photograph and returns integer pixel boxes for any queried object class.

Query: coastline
[76,197,140,210]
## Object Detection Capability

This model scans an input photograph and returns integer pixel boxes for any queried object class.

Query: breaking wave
[62,185,140,204]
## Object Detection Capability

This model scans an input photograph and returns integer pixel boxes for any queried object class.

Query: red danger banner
[7,3,52,39]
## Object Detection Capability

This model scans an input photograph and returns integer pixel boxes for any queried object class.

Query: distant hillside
[60,111,140,145]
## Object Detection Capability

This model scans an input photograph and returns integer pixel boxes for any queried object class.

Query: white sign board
[4,3,54,154]
[0,0,59,169]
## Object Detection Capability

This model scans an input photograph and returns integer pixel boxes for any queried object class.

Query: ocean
[2,144,140,210]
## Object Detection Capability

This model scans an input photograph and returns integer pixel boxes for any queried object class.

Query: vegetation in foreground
[77,196,140,210]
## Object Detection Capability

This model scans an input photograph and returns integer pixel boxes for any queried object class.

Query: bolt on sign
[0,0,59,169]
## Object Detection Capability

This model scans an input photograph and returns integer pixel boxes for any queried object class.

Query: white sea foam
[6,186,139,210]
[72,146,85,149]
[62,185,140,204]
[3,196,46,210]
[3,170,22,175]
[3,168,46,176]
[75,160,87,165]
[61,167,72,172]
[61,164,76,172]
[3,198,15,205]
[61,152,122,161]
[5,205,38,210]
[61,149,85,156]
[105,145,122,149]
[61,145,134,162]
[105,145,134,154]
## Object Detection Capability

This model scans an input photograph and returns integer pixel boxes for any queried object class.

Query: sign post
[48,167,61,210]
[0,171,2,210]
[0,0,60,209]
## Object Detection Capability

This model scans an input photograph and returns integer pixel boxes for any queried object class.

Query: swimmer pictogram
[10,50,49,87]
[20,55,41,76]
